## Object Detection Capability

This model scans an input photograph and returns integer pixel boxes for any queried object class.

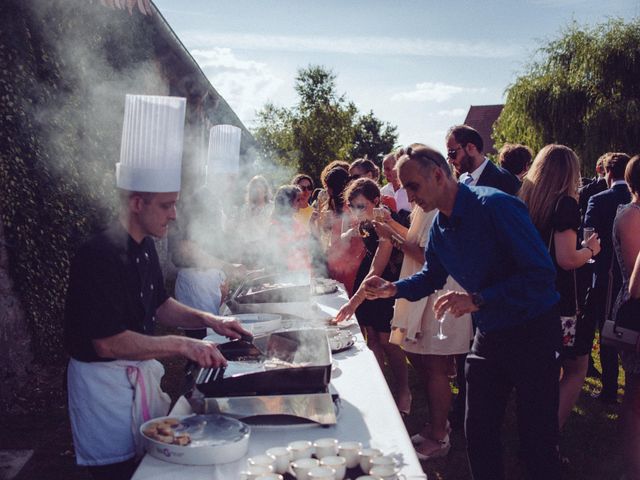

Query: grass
[394,342,626,480]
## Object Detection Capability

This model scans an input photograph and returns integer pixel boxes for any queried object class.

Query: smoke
[19,0,173,223]
[20,0,325,279]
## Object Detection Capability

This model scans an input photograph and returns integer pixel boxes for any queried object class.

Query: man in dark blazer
[445,125,520,195]
[579,156,608,217]
[584,152,631,402]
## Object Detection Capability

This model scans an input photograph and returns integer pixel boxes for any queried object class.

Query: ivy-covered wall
[0,0,250,373]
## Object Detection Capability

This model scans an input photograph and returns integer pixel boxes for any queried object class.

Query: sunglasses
[298,184,313,192]
[446,146,463,159]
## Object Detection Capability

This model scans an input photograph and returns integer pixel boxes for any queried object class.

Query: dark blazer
[476,160,521,195]
[584,182,631,317]
[578,177,607,217]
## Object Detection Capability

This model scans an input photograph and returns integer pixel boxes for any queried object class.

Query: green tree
[351,110,398,163]
[493,19,640,175]
[253,65,397,183]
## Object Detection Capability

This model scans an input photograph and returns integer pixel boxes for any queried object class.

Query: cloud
[391,82,487,103]
[436,108,468,117]
[190,48,283,123]
[183,32,523,59]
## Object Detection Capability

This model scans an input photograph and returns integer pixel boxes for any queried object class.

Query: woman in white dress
[377,201,473,461]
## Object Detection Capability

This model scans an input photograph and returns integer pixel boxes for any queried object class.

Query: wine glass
[583,227,595,264]
[434,312,448,340]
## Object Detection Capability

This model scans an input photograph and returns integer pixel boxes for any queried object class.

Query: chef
[63,95,249,480]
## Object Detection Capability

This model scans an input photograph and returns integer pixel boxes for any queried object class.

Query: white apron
[67,358,171,466]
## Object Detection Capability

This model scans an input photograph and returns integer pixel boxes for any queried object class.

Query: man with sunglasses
[362,144,561,480]
[446,125,520,195]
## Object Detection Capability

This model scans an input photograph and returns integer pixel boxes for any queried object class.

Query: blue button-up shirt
[395,184,560,333]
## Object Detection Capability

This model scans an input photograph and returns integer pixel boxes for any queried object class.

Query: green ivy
[0,1,158,362]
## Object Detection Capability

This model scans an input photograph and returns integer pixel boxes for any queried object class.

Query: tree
[351,111,398,163]
[493,19,640,175]
[253,65,398,183]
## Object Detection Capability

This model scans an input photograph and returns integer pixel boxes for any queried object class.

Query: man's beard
[459,153,475,175]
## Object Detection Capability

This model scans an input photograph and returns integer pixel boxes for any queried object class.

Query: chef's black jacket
[64,222,168,362]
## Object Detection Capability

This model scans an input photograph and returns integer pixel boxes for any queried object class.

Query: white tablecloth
[132,288,427,479]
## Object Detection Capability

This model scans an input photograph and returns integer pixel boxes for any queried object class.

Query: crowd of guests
[170,125,640,480]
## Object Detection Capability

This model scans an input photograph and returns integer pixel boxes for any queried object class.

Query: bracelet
[586,246,595,258]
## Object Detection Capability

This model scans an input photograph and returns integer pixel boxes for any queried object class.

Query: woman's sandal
[415,434,451,461]
[411,420,452,445]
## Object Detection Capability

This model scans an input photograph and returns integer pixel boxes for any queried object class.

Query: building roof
[463,105,504,155]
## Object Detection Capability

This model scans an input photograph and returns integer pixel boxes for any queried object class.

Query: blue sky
[155,0,639,156]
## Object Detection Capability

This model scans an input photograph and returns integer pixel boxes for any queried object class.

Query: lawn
[398,346,626,480]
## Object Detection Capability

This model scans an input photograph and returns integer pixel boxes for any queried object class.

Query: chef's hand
[205,315,250,340]
[362,276,397,300]
[433,291,478,319]
[181,338,227,368]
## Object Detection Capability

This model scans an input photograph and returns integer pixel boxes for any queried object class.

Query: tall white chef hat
[207,124,241,177]
[116,94,187,192]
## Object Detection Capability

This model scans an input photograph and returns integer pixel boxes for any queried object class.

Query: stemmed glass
[583,227,595,264]
[434,312,448,340]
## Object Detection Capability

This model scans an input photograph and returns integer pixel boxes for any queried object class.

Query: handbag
[601,244,640,351]
[547,211,579,348]
[602,295,640,352]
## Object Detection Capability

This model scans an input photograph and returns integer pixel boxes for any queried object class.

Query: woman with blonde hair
[519,144,601,449]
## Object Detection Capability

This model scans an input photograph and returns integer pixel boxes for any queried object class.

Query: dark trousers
[87,457,137,480]
[587,283,620,395]
[465,308,561,480]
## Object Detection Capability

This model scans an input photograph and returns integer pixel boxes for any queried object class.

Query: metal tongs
[191,334,264,386]
[194,364,225,385]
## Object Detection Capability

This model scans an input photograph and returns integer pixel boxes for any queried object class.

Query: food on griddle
[143,419,191,446]
[263,358,311,369]
[247,282,296,295]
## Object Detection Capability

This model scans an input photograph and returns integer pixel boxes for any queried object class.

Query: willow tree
[493,19,640,175]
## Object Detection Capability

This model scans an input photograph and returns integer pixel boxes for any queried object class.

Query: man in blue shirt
[363,145,561,480]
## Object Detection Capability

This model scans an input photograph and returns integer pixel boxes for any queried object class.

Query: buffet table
[132,287,427,479]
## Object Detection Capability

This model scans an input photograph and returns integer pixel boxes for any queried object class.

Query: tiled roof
[463,105,504,155]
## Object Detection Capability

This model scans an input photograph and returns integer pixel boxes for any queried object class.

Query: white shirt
[611,179,627,187]
[380,183,412,212]
[459,157,490,186]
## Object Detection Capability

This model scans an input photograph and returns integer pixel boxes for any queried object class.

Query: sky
[154,0,639,157]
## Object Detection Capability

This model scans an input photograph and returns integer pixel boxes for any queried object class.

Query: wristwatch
[471,292,485,308]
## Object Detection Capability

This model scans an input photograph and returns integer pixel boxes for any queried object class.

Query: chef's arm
[92,330,227,367]
[155,298,250,340]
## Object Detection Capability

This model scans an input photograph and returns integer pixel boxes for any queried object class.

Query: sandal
[415,434,451,461]
[411,420,451,445]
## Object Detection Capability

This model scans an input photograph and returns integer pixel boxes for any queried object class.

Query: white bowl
[140,414,250,465]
